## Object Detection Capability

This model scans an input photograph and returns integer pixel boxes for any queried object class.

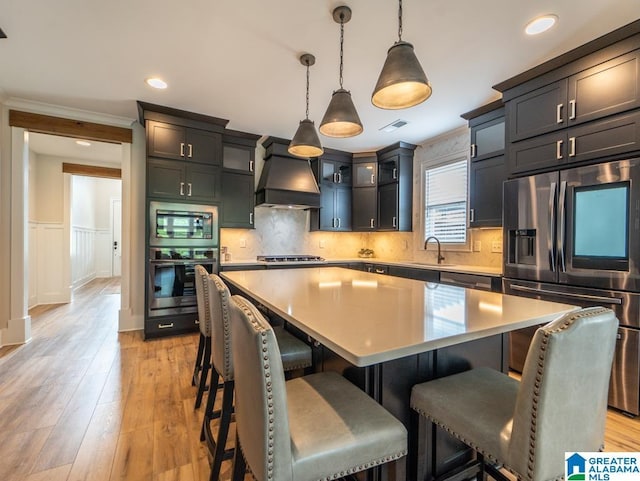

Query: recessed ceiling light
[75,140,91,147]
[145,77,168,89]
[379,119,409,133]
[525,14,558,35]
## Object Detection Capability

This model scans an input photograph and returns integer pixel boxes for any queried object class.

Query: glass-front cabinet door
[354,161,377,187]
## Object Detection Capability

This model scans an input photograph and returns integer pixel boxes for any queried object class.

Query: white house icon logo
[567,453,587,480]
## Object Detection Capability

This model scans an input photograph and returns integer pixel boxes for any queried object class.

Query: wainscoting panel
[72,226,96,289]
[28,223,38,308]
[35,223,69,305]
[95,229,112,278]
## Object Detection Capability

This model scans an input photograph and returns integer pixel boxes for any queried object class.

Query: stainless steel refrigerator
[503,157,640,416]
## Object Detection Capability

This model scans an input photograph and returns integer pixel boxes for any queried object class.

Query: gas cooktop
[257,255,325,263]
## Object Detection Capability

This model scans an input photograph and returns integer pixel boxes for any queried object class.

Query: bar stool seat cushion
[288,372,407,480]
[273,326,312,372]
[411,367,518,466]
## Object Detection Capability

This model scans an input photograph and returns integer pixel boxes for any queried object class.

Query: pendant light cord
[339,14,345,89]
[398,0,403,41]
[305,60,310,120]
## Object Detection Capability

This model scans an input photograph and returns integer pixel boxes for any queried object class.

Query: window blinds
[424,159,467,243]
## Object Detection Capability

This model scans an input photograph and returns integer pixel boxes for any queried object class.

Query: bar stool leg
[201,370,220,441]
[192,333,205,386]
[209,380,235,481]
[231,433,246,481]
[195,338,211,409]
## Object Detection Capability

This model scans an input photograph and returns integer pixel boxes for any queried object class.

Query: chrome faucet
[424,236,445,264]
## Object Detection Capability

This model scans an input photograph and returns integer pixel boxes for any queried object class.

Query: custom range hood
[255,137,320,209]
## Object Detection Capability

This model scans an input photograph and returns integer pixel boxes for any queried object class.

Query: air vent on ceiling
[380,119,408,133]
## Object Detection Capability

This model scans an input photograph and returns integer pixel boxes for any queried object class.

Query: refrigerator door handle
[549,182,557,272]
[558,180,567,273]
[509,284,623,305]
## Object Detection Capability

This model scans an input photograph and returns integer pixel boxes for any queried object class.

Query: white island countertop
[221,267,576,367]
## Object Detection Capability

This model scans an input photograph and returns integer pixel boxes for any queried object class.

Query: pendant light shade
[372,0,431,110]
[319,6,363,138]
[289,119,324,158]
[320,88,362,138]
[288,53,324,158]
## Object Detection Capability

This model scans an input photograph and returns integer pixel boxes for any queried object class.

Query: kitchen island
[221,267,577,480]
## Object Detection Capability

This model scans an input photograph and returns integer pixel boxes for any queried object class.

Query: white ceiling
[2,1,639,153]
[29,132,123,165]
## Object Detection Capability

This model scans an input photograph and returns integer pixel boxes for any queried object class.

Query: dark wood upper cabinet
[352,186,377,231]
[147,158,220,203]
[377,182,399,230]
[375,142,414,232]
[507,81,568,142]
[147,120,222,165]
[310,149,353,232]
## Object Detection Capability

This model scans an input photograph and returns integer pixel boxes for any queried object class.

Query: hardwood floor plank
[155,463,196,481]
[0,427,53,481]
[24,464,72,481]
[109,427,155,481]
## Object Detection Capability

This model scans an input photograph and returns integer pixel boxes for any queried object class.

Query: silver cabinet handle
[180,142,185,157]
[569,137,576,157]
[337,218,341,228]
[249,160,254,172]
[556,103,563,123]
[392,216,397,228]
[471,144,477,158]
[180,182,185,196]
[556,140,563,160]
[249,212,254,225]
[331,218,335,228]
[375,268,385,274]
[337,172,342,183]
[195,319,200,325]
[370,218,375,229]
[187,183,192,196]
[392,167,397,180]
[188,143,193,158]
[370,174,375,184]
[469,208,475,223]
[158,323,174,329]
[569,99,576,120]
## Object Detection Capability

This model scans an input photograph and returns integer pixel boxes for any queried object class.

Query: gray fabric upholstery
[230,295,408,481]
[273,326,312,371]
[209,274,234,380]
[410,307,618,481]
[194,265,211,337]
[207,274,312,380]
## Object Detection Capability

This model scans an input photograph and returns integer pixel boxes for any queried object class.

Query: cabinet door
[471,117,505,161]
[186,129,221,165]
[507,80,568,142]
[334,186,352,231]
[569,50,640,126]
[318,184,337,230]
[354,162,377,187]
[352,187,377,231]
[378,183,399,230]
[147,159,186,200]
[469,155,506,227]
[378,156,399,184]
[221,171,255,228]
[567,110,640,164]
[336,161,352,186]
[147,121,186,160]
[508,130,566,175]
[223,144,254,172]
[186,164,220,203]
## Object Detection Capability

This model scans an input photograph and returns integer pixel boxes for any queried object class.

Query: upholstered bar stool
[410,307,618,481]
[202,275,313,481]
[229,295,408,481]
[192,264,213,409]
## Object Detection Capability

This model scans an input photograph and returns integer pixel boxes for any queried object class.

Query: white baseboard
[118,308,144,332]
[0,315,32,346]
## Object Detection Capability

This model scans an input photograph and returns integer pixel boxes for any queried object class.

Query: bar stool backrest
[208,274,234,381]
[508,307,618,481]
[194,265,211,337]
[230,295,294,481]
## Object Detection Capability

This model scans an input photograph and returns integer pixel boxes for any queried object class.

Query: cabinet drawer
[145,316,198,338]
[508,131,566,175]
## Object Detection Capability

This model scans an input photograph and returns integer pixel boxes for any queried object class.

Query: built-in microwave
[149,201,219,247]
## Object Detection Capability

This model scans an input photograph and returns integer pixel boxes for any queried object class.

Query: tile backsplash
[220,207,503,269]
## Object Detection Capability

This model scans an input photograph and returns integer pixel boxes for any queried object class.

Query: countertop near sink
[220,258,502,277]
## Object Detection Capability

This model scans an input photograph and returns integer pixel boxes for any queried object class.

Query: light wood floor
[0,278,638,481]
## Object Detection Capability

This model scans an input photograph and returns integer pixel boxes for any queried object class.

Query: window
[423,158,468,244]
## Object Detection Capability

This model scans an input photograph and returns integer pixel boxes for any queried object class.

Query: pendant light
[319,6,363,138]
[372,0,432,110]
[289,54,324,158]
